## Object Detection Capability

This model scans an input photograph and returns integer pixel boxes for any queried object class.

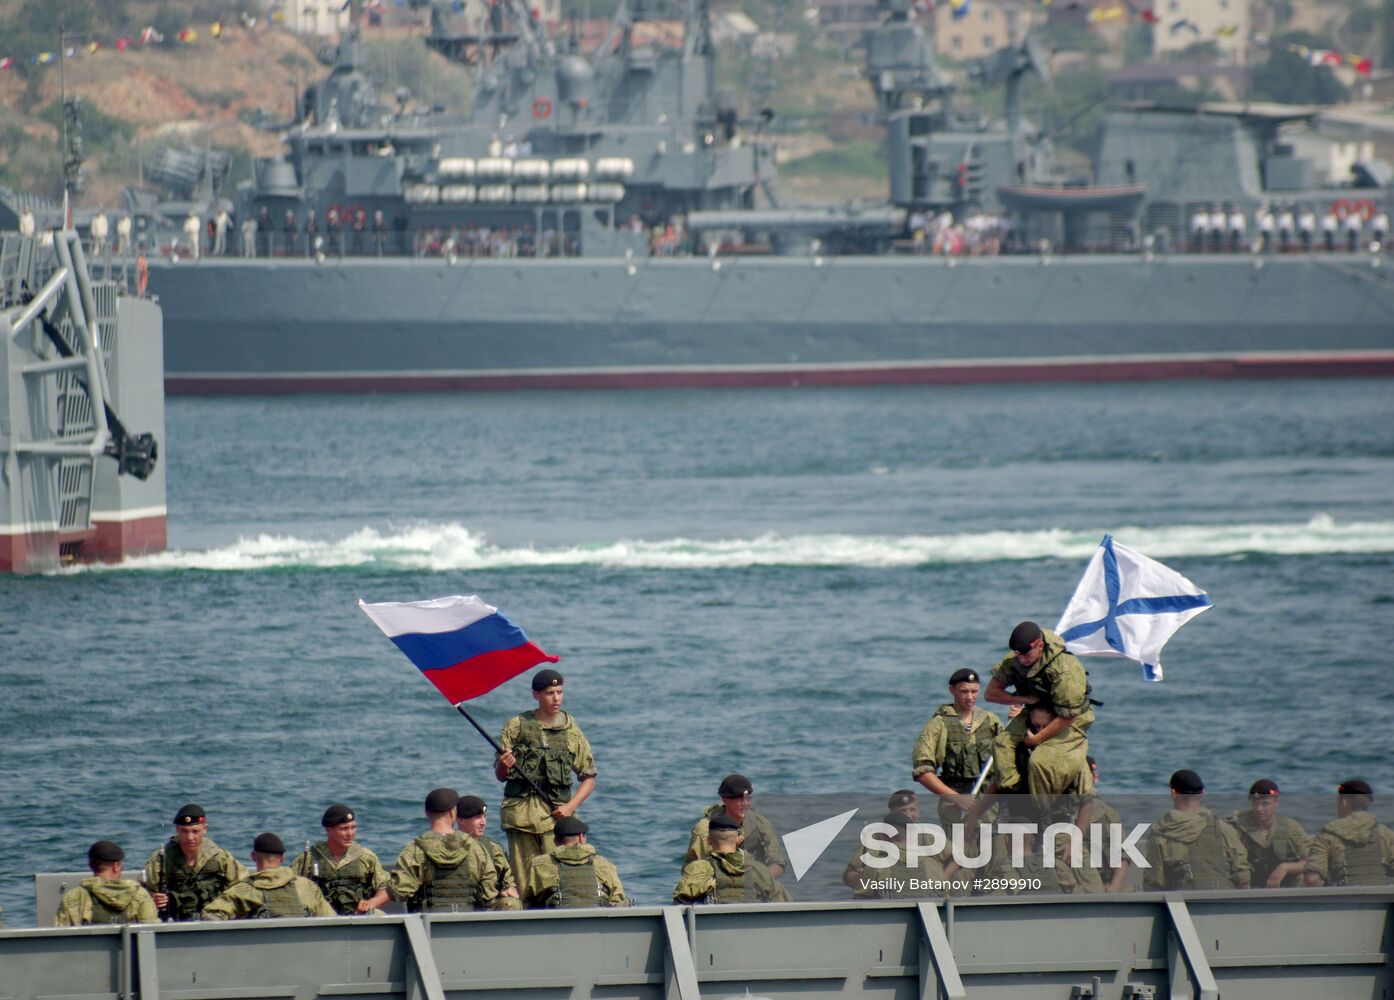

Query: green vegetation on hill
[780,139,884,180]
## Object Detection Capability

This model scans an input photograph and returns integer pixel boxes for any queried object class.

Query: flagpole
[453,702,555,805]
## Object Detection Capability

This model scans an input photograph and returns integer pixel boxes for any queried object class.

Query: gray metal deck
[2,889,1390,1000]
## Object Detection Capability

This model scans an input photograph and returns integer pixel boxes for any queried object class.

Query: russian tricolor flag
[358,595,558,703]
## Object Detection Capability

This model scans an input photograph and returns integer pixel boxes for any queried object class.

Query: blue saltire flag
[359,594,558,703]
[1055,535,1211,682]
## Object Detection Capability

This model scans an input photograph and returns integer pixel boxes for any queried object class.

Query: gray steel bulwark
[0,891,1389,1000]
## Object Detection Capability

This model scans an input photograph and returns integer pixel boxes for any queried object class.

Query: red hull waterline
[165,353,1394,395]
[0,513,167,574]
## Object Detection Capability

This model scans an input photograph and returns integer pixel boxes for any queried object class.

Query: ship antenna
[59,19,69,228]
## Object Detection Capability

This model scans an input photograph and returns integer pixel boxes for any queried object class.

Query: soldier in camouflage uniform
[913,669,1005,827]
[674,813,783,904]
[685,773,788,884]
[202,833,335,920]
[455,795,523,910]
[844,790,919,896]
[55,841,159,926]
[143,803,248,921]
[495,669,597,888]
[1142,770,1250,891]
[1304,779,1394,887]
[854,811,963,899]
[292,803,391,915]
[1085,756,1130,893]
[985,623,1096,812]
[523,816,627,908]
[389,788,498,913]
[1224,779,1311,889]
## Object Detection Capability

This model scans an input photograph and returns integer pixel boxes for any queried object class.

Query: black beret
[1338,778,1373,797]
[887,789,918,808]
[554,816,588,838]
[948,668,980,686]
[456,795,487,819]
[708,812,742,833]
[1008,622,1043,653]
[718,773,753,798]
[88,840,125,864]
[173,803,205,826]
[321,803,355,827]
[253,832,285,855]
[1170,769,1205,794]
[1248,779,1279,797]
[531,668,564,691]
[425,787,460,813]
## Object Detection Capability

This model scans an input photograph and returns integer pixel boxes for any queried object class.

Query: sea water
[2,381,1392,924]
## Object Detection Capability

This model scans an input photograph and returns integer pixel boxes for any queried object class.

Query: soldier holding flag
[358,594,577,888]
[495,669,597,888]
[985,621,1094,811]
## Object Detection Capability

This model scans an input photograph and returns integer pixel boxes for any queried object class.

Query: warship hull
[148,252,1394,394]
[2,234,166,573]
[4,890,1393,1000]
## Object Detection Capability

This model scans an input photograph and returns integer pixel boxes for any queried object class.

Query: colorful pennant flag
[1088,3,1125,23]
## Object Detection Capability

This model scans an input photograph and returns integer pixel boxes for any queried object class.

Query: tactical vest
[85,890,127,925]
[879,858,941,899]
[503,716,574,804]
[307,846,373,915]
[163,845,229,920]
[1328,830,1391,886]
[1159,814,1231,890]
[252,881,314,919]
[940,710,995,790]
[1014,849,1063,895]
[549,857,603,909]
[1235,824,1288,888]
[1006,659,1094,712]
[707,856,752,904]
[413,853,479,913]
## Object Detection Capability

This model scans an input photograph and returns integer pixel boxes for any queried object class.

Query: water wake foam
[89,515,1394,573]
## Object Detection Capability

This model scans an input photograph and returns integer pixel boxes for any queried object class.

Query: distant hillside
[0,3,477,206]
[0,0,889,207]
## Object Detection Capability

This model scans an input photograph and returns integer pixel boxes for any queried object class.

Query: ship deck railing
[2,887,1391,1000]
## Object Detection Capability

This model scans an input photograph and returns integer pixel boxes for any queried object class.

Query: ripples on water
[2,381,1392,924]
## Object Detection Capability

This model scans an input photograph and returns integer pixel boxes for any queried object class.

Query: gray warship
[0,228,165,572]
[45,0,1394,390]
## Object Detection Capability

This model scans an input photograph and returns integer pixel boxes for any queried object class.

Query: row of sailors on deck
[40,770,1394,928]
[1189,202,1389,252]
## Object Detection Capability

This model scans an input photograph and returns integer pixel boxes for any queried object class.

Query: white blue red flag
[1055,535,1211,682]
[358,595,558,703]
